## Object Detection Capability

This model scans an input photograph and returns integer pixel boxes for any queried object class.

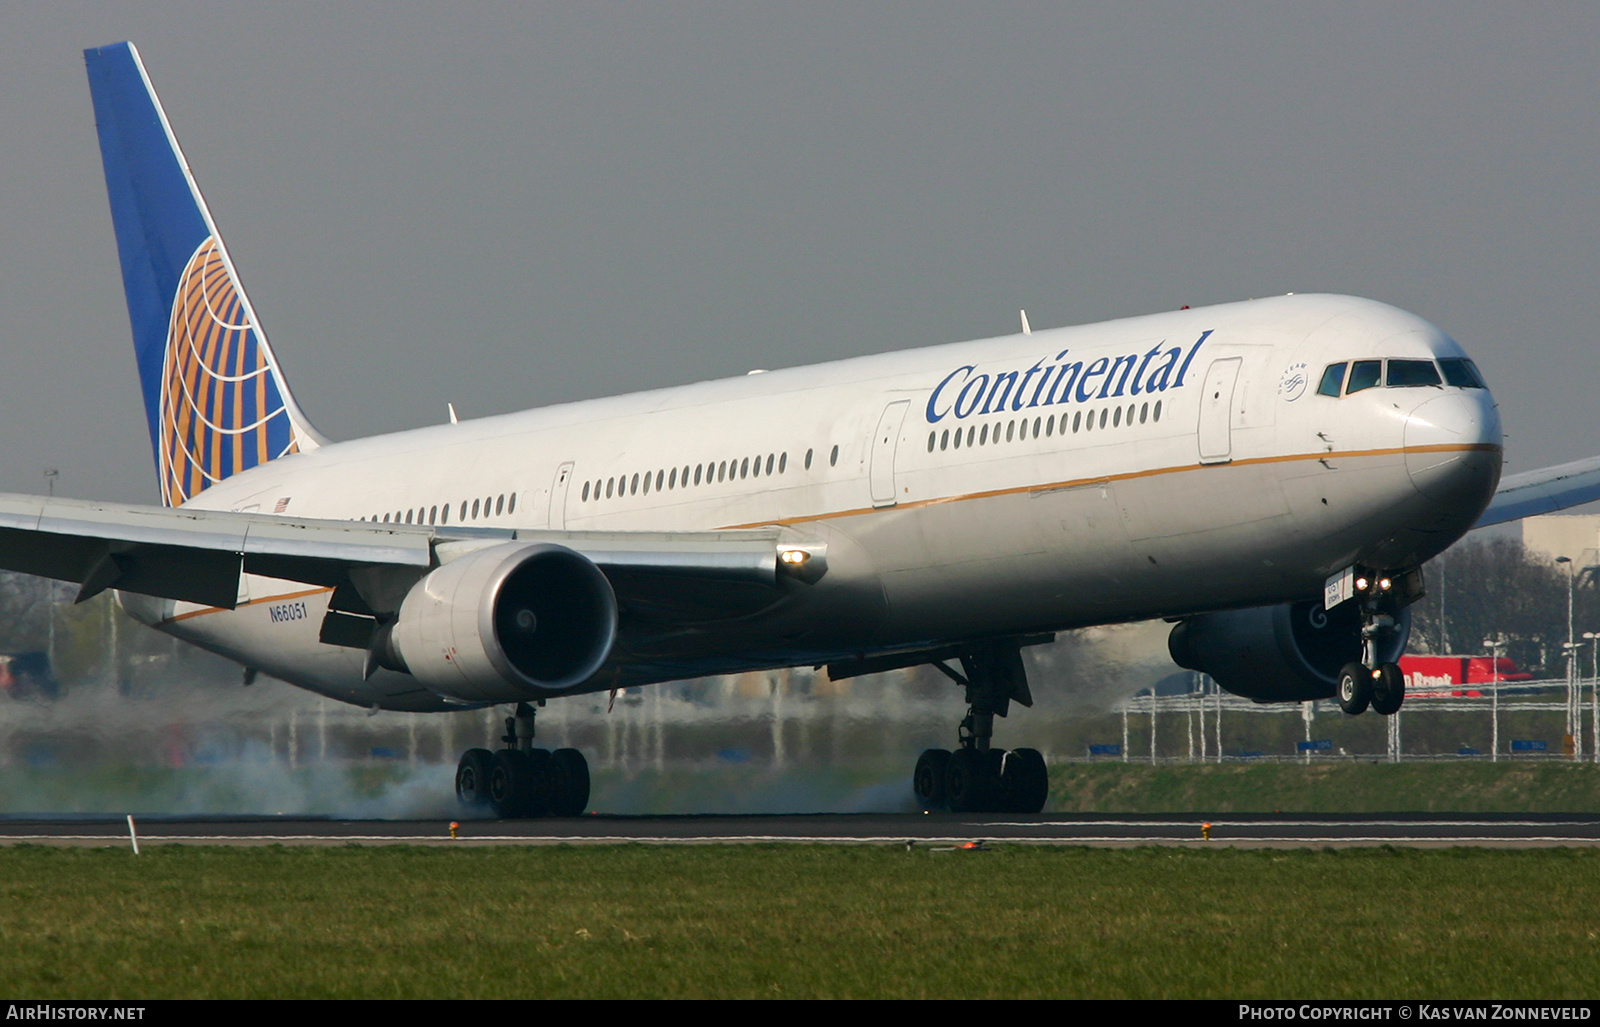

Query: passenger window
[953,428,963,449]
[1153,401,1162,422]
[979,424,989,445]
[830,445,839,466]
[940,430,949,451]
[1045,416,1055,437]
[656,470,664,491]
[1113,407,1122,427]
[441,505,449,524]
[1317,362,1347,397]
[1139,402,1148,424]
[1346,360,1382,394]
[508,493,516,514]
[1073,411,1082,432]
[1386,359,1442,387]
[1438,358,1486,388]
[429,506,437,525]
[779,453,787,473]
[766,455,774,475]
[496,495,505,515]
[460,501,468,520]
[1099,409,1108,429]
[928,432,936,453]
[740,458,749,479]
[805,449,814,470]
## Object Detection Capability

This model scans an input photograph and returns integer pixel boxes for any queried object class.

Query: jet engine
[1166,601,1411,702]
[385,542,618,701]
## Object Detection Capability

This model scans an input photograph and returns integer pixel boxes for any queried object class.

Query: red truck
[1398,655,1533,697]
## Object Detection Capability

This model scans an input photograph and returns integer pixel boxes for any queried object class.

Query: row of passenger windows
[580,445,842,504]
[361,493,515,526]
[928,400,1164,452]
[1318,357,1485,398]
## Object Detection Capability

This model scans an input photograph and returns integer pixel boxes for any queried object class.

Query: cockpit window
[1438,358,1486,389]
[1346,360,1382,394]
[1317,362,1347,397]
[1386,359,1442,387]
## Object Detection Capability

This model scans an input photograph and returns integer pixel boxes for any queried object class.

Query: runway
[3,812,1600,847]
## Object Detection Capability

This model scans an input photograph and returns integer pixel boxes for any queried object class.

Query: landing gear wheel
[549,748,591,817]
[1370,662,1405,716]
[489,749,543,818]
[1000,747,1049,814]
[947,747,1001,813]
[1336,661,1372,716]
[913,749,951,811]
[455,748,495,808]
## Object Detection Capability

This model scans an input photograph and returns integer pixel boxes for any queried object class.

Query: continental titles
[924,330,1212,425]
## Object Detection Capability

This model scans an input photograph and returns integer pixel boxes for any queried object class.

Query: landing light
[1378,577,1392,591]
[780,549,810,566]
[1355,576,1370,591]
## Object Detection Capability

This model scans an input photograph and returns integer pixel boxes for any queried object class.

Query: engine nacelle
[1167,601,1411,702]
[388,542,618,701]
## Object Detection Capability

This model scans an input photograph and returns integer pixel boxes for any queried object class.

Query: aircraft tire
[1336,661,1371,716]
[946,747,999,813]
[489,749,538,818]
[1371,662,1405,716]
[1001,747,1049,814]
[913,749,951,811]
[455,748,496,808]
[549,748,591,817]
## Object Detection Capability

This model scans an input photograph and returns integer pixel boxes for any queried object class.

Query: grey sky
[2,2,1597,505]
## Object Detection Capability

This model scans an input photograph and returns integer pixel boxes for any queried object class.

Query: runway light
[779,549,810,566]
[449,821,459,840]
[1201,822,1211,842]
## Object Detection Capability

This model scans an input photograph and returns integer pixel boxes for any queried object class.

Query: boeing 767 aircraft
[0,43,1561,817]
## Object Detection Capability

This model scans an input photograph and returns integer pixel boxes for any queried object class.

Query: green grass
[0,845,1597,998]
[1048,760,1600,812]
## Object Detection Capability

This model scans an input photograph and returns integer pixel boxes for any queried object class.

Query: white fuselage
[120,293,1502,711]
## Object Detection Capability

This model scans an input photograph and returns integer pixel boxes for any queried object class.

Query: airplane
[0,41,1569,819]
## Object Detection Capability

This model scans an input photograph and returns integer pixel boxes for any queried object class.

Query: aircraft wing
[1473,455,1600,529]
[0,493,788,613]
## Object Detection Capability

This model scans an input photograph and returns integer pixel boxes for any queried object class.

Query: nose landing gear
[455,702,591,818]
[1334,570,1409,717]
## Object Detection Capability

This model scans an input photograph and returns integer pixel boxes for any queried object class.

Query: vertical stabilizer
[85,42,323,507]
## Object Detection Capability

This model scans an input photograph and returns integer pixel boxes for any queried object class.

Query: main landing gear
[455,702,590,818]
[1335,571,1407,718]
[912,642,1050,814]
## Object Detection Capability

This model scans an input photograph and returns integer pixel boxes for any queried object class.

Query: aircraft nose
[1403,391,1503,506]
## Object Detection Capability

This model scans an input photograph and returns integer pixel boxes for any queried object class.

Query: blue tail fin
[85,42,323,507]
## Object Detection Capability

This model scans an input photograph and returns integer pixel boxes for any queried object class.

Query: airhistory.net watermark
[5,1007,146,1021]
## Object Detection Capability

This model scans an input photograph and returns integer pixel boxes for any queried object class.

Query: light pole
[1586,632,1600,766]
[1563,641,1584,759]
[1557,557,1576,755]
[1484,637,1505,761]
